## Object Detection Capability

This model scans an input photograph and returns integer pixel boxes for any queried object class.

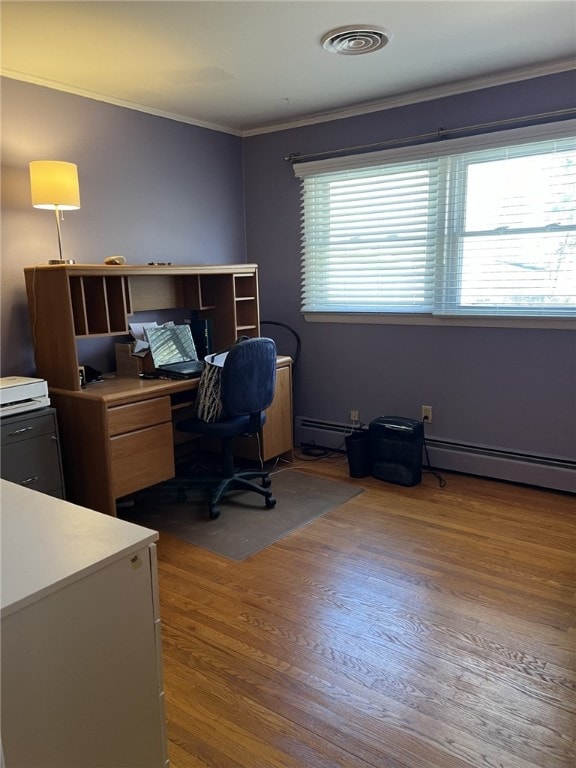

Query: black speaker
[369,416,423,486]
[187,318,212,360]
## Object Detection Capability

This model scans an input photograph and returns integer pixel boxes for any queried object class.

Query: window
[294,121,576,319]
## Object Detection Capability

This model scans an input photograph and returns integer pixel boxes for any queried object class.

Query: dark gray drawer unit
[1,408,65,498]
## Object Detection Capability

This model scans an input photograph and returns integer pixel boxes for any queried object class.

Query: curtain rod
[284,107,576,164]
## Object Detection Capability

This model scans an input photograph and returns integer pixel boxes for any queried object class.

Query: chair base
[173,430,277,519]
[208,470,276,519]
[175,467,276,520]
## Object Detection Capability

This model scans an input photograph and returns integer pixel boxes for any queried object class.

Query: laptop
[145,325,205,379]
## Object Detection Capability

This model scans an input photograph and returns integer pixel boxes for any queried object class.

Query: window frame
[294,119,576,328]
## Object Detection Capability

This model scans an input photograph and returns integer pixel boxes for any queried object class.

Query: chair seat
[178,412,266,439]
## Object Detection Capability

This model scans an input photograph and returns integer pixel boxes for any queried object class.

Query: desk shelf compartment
[233,273,259,338]
[128,275,185,312]
[70,275,130,336]
[128,274,220,314]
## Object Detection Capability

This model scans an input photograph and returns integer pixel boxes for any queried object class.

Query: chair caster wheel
[262,476,272,489]
[265,495,276,509]
[209,504,220,520]
[177,489,187,503]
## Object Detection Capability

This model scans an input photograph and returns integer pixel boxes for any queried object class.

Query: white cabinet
[0,480,169,768]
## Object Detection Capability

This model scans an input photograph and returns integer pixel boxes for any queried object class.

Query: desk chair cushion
[220,337,276,417]
[188,412,266,439]
[179,337,276,430]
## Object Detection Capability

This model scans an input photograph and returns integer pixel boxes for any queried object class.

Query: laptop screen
[145,325,199,367]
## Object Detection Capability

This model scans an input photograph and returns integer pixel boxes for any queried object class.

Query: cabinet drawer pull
[9,426,35,436]
[20,476,39,486]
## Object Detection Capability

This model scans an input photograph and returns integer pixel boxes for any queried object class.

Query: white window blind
[294,120,576,318]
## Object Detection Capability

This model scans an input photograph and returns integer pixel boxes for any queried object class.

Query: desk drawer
[108,397,172,437]
[110,423,174,499]
[1,432,63,494]
[1,411,56,445]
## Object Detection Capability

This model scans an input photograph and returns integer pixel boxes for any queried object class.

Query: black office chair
[176,336,277,520]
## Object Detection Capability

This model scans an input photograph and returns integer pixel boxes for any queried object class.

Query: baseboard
[424,438,575,493]
[295,417,361,451]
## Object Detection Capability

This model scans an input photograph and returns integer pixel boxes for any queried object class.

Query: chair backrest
[220,337,277,418]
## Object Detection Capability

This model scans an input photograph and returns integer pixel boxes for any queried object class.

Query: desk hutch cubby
[24,264,293,517]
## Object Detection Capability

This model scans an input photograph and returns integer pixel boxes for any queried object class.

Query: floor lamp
[30,160,80,265]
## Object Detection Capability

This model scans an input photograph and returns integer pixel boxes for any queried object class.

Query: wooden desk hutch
[24,264,293,517]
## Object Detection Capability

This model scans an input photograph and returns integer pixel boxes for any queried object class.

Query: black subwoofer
[369,416,424,486]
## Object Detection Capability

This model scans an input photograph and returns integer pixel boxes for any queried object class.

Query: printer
[0,377,50,417]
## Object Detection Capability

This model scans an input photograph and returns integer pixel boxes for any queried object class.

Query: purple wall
[244,72,576,462]
[1,73,575,468]
[1,78,245,376]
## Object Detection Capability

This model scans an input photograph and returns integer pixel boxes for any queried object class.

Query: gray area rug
[121,469,363,560]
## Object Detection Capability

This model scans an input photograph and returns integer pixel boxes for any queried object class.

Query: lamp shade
[30,161,80,210]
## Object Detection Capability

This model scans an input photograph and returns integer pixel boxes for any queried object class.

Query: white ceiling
[2,1,575,135]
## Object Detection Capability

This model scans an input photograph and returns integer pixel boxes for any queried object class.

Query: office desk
[24,263,293,516]
[51,356,292,517]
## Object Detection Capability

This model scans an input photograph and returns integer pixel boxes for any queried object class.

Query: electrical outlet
[349,409,359,423]
[421,405,432,423]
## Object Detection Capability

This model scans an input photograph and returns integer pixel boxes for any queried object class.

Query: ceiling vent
[321,25,391,55]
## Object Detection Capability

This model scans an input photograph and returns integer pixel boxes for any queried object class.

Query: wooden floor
[156,455,576,768]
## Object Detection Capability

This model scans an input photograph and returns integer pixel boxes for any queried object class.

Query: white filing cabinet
[0,480,169,768]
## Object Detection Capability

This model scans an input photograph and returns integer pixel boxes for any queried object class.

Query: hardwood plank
[154,458,576,768]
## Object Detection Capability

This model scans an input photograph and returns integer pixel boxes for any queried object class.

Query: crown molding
[243,58,576,137]
[3,57,574,139]
[0,69,242,136]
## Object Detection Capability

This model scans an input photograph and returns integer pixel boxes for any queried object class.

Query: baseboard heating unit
[295,416,576,493]
[424,438,575,493]
[295,417,362,451]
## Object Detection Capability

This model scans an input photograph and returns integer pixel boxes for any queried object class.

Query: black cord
[299,441,346,460]
[260,320,301,370]
[422,423,447,487]
[299,445,332,459]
